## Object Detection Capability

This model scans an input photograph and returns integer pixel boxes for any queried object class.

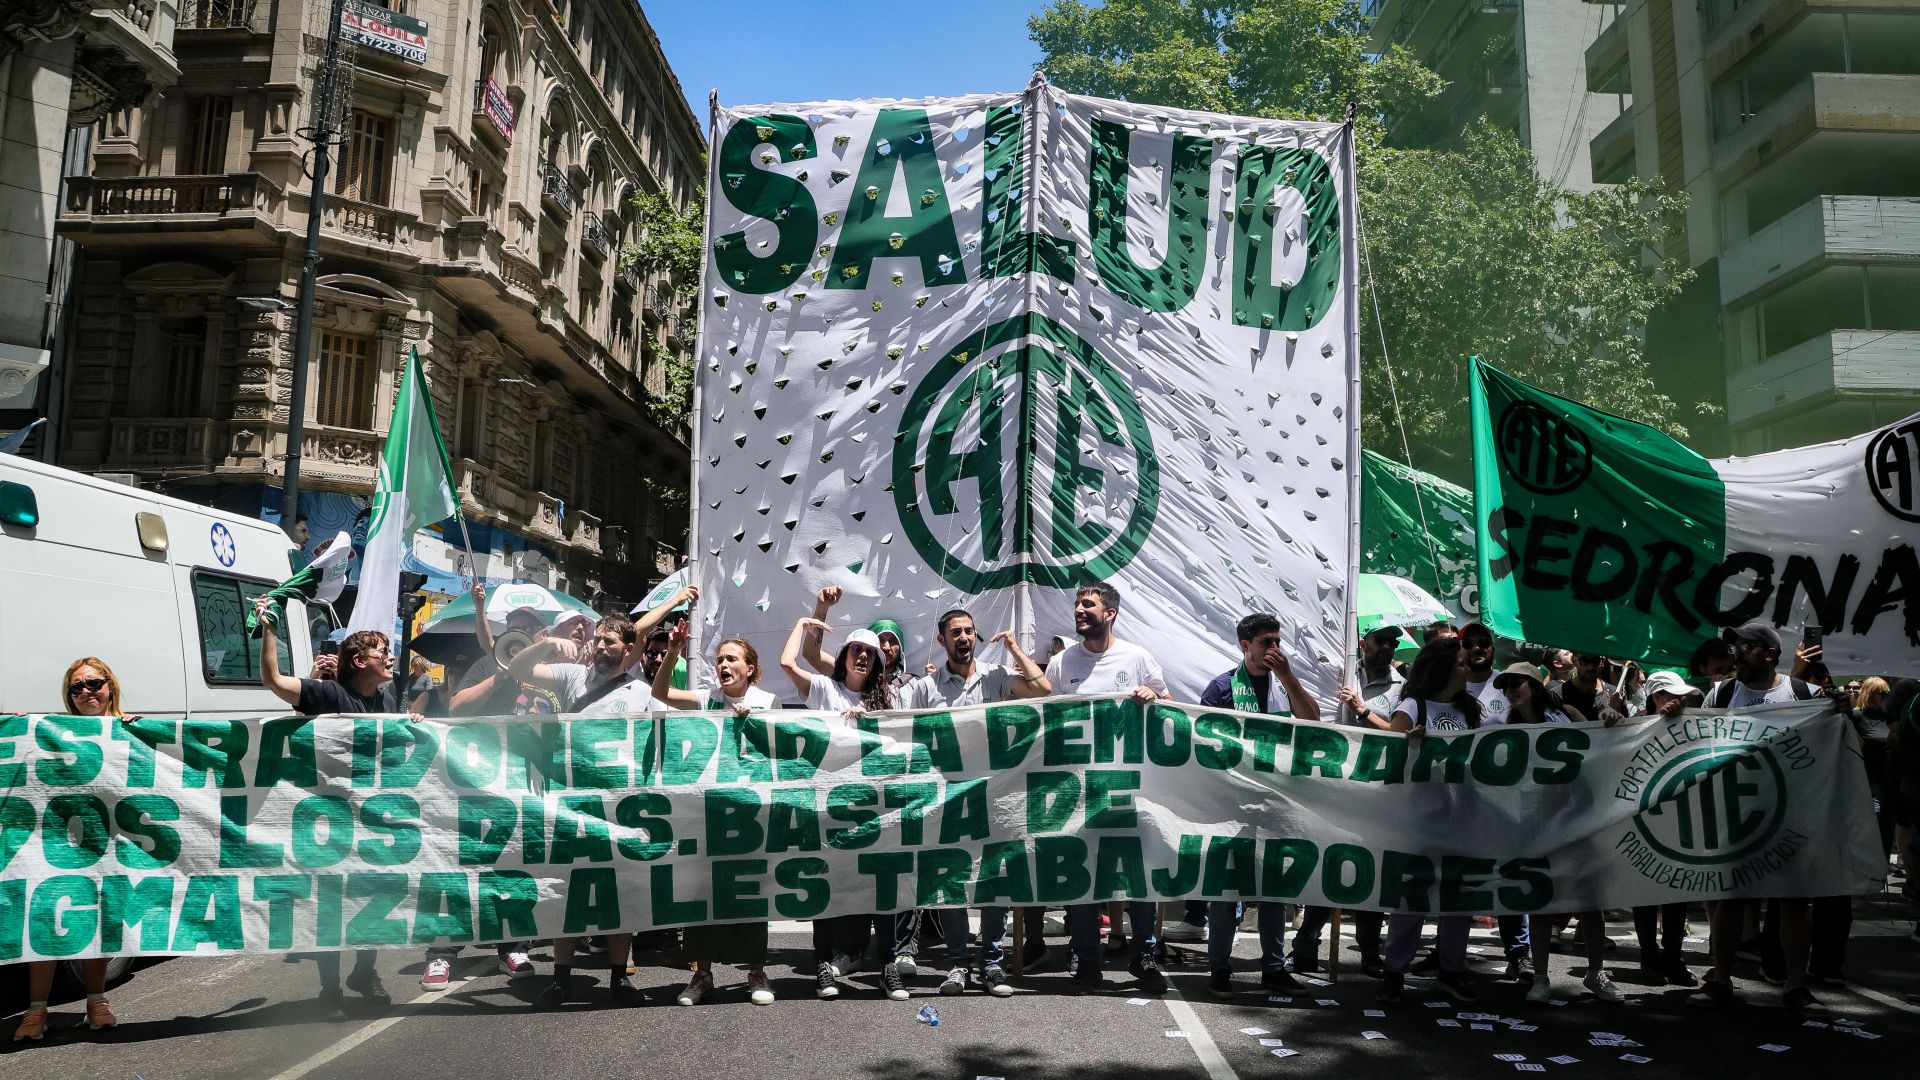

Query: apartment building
[1365,0,1628,190]
[50,0,704,601]
[2,0,180,443]
[1591,0,1920,453]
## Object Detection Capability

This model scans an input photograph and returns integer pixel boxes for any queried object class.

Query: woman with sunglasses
[654,622,780,1006]
[780,615,900,1000]
[13,659,124,1041]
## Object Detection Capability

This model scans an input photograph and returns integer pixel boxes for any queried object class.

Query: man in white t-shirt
[1048,582,1171,993]
[1692,620,1829,1016]
[896,608,1053,998]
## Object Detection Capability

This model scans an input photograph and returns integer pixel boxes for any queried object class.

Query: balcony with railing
[615,260,640,293]
[473,77,516,150]
[323,196,402,245]
[66,172,262,217]
[177,0,264,31]
[582,211,611,261]
[541,164,577,217]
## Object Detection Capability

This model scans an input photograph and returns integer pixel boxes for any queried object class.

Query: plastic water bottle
[916,1004,939,1027]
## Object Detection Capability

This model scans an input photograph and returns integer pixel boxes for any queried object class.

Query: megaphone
[494,627,534,669]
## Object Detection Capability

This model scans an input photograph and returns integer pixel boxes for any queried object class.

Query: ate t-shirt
[1394,697,1472,733]
[1713,676,1812,709]
[1044,639,1168,698]
[1466,677,1512,726]
[295,678,396,717]
[706,685,779,711]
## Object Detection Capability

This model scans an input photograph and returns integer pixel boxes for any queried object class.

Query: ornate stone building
[2,0,180,439]
[52,0,702,602]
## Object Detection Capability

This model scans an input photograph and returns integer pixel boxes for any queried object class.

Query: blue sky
[646,0,1046,124]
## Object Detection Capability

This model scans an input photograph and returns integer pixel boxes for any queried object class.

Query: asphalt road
[2,898,1914,1080]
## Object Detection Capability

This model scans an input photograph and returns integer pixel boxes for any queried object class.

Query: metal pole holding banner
[279,0,353,537]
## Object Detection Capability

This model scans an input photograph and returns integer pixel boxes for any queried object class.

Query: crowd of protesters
[10,577,1915,1041]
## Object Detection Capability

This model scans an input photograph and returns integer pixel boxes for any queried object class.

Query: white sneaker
[420,957,452,991]
[1525,976,1552,1004]
[1584,970,1625,1004]
[676,971,713,1006]
[894,955,918,979]
[1162,921,1206,943]
[498,951,537,979]
[940,966,968,995]
[830,952,859,978]
[748,970,775,1006]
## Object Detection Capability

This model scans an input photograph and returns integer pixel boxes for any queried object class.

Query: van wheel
[55,955,137,994]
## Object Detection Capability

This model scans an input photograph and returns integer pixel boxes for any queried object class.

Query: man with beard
[1454,623,1535,981]
[1047,582,1170,992]
[1690,621,1827,1015]
[896,609,1052,997]
[508,613,650,1008]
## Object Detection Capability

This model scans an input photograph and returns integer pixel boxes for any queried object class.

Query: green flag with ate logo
[1471,358,1920,672]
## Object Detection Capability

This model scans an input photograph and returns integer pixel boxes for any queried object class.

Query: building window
[184,96,230,174]
[162,317,207,415]
[335,109,393,204]
[316,330,377,429]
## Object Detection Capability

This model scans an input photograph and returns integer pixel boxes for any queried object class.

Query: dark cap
[1459,621,1495,644]
[1720,620,1783,654]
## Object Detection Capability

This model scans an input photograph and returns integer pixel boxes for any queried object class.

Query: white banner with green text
[0,697,1880,961]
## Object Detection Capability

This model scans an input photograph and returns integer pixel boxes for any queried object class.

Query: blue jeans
[1498,914,1530,958]
[1385,913,1470,974]
[1206,901,1290,975]
[929,908,975,967]
[1068,902,1157,968]
[1293,906,1384,958]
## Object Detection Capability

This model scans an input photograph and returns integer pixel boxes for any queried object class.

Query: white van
[0,453,328,715]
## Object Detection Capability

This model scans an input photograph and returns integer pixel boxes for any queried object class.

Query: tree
[621,187,704,436]
[1030,0,1693,481]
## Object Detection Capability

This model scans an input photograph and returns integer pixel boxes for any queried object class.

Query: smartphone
[1802,626,1823,650]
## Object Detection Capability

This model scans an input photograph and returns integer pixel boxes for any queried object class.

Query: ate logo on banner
[894,315,1160,591]
[1631,744,1789,868]
[1865,416,1920,523]
[1498,402,1593,496]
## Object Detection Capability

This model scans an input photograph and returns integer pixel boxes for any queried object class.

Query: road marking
[1161,987,1240,1080]
[263,975,477,1080]
[1841,982,1920,1017]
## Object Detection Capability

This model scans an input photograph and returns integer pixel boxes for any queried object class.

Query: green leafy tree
[621,187,704,435]
[1030,0,1693,481]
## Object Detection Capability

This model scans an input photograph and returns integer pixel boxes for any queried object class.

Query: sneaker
[1359,952,1386,979]
[940,966,968,996]
[1129,955,1167,993]
[534,978,574,1010]
[12,1008,47,1042]
[1505,955,1534,981]
[1685,977,1735,1009]
[345,968,390,1006]
[893,954,918,979]
[1376,972,1404,1004]
[608,974,647,1007]
[581,936,608,955]
[816,961,841,1000]
[1435,970,1482,1003]
[1664,962,1698,988]
[1261,969,1307,994]
[882,961,910,1001]
[676,970,713,1006]
[982,966,1013,998]
[499,951,537,979]
[85,998,116,1030]
[1162,921,1206,943]
[1022,943,1054,972]
[1525,976,1553,1004]
[420,957,452,991]
[1290,953,1324,975]
[829,951,859,978]
[1209,970,1236,999]
[747,970,774,1006]
[318,986,348,1020]
[1583,970,1625,1004]
[1782,986,1827,1015]
[1069,966,1104,992]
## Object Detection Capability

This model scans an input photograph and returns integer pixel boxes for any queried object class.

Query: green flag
[1361,449,1478,621]
[247,530,353,636]
[342,345,459,637]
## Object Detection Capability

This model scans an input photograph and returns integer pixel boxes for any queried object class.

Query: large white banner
[694,81,1361,701]
[0,699,1881,961]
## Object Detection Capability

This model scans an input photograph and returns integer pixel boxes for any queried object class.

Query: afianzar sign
[341,0,427,65]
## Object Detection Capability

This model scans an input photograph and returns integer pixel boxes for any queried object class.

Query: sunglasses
[69,677,108,695]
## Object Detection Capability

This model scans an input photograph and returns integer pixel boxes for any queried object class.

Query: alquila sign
[694,83,1362,702]
[0,698,1879,961]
